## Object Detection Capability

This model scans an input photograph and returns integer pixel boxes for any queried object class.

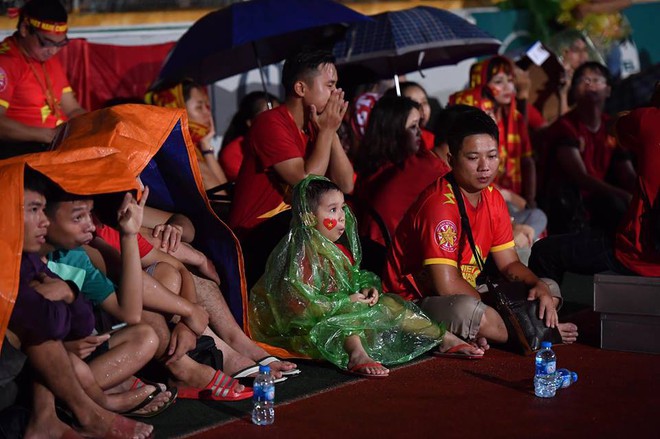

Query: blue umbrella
[333,6,501,94]
[154,0,370,89]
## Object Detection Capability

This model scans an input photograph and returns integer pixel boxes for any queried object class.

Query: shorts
[417,295,486,341]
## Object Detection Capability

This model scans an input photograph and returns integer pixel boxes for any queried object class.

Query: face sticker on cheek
[323,218,337,230]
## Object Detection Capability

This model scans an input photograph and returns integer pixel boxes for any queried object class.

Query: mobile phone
[100,322,127,336]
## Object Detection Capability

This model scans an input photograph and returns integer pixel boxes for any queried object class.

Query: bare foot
[167,357,246,393]
[558,322,578,344]
[253,356,298,377]
[106,377,166,395]
[475,337,490,351]
[24,416,83,439]
[438,332,485,357]
[347,353,389,377]
[106,385,174,416]
[76,411,153,439]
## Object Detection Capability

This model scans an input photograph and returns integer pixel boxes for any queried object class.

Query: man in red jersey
[0,0,85,158]
[384,108,578,347]
[530,83,660,279]
[229,47,354,287]
[541,61,636,234]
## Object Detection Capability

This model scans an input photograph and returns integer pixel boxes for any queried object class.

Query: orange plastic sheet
[0,148,140,350]
[0,104,191,350]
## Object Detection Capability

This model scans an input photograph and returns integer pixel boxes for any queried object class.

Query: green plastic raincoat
[249,175,443,369]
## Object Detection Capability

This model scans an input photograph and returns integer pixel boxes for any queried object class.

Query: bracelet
[202,149,214,155]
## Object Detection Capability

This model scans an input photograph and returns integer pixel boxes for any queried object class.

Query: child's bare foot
[347,352,389,378]
[558,322,578,344]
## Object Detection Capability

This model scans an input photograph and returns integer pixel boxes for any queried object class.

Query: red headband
[25,15,68,34]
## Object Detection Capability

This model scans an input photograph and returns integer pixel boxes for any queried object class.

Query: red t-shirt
[229,105,311,233]
[420,128,435,151]
[335,242,355,265]
[94,221,154,258]
[0,36,72,128]
[527,102,546,131]
[218,135,245,182]
[545,109,618,186]
[355,150,450,246]
[383,176,515,300]
[614,107,660,276]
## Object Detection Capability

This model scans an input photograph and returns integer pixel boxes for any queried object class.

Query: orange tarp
[0,104,190,350]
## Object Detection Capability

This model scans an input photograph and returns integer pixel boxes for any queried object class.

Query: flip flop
[130,377,167,393]
[178,370,253,402]
[121,386,178,419]
[258,355,301,376]
[347,362,389,379]
[232,364,287,386]
[433,343,484,360]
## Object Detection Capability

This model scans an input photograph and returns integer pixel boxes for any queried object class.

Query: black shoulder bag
[446,173,561,356]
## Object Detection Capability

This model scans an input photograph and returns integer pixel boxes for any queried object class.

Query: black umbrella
[153,0,370,92]
[333,6,501,95]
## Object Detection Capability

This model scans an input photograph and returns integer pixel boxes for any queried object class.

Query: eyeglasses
[577,76,607,86]
[29,26,69,48]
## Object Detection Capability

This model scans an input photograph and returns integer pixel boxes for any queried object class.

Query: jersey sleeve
[79,250,116,305]
[489,187,515,252]
[0,55,19,109]
[417,187,463,268]
[251,110,305,169]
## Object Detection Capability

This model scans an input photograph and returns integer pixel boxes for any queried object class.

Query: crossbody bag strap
[445,173,485,272]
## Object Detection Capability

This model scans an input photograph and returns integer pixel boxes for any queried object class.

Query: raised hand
[309,88,348,133]
[117,187,149,237]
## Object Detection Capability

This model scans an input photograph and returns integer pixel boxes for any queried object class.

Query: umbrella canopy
[333,6,501,79]
[154,0,370,88]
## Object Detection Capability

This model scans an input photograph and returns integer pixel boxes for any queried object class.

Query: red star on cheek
[323,218,337,230]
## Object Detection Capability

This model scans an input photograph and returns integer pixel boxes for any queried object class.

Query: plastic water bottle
[251,365,275,425]
[555,368,578,389]
[534,341,557,398]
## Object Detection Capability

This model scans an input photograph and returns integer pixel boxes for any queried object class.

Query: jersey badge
[434,220,458,252]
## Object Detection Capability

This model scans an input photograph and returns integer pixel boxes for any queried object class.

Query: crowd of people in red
[0,1,658,438]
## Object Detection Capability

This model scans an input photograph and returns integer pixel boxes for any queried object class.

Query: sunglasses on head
[29,26,69,48]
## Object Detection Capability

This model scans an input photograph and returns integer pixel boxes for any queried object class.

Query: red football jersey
[383,176,514,300]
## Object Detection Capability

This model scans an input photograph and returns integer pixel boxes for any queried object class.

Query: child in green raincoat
[249,175,484,377]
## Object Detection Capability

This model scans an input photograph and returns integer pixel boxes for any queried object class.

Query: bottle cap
[540,341,552,348]
[258,364,271,374]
